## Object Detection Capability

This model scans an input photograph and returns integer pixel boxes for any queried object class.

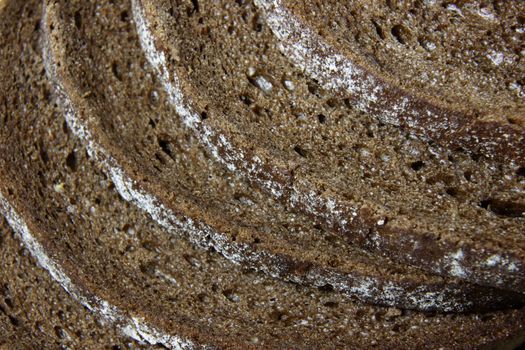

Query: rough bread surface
[39,0,524,313]
[284,0,525,122]
[136,0,525,292]
[0,220,147,349]
[0,0,524,349]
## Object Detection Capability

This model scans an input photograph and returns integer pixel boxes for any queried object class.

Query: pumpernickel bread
[276,0,525,124]
[255,0,525,164]
[40,0,524,312]
[1,0,525,348]
[0,219,147,349]
[2,8,525,344]
[135,0,525,292]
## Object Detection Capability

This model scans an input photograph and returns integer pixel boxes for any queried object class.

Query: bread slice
[0,219,147,349]
[2,135,525,349]
[1,4,525,347]
[134,0,525,292]
[255,0,525,164]
[40,0,525,312]
[280,0,525,113]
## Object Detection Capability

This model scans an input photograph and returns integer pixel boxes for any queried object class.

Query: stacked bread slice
[0,0,524,348]
[0,218,148,349]
[136,0,525,292]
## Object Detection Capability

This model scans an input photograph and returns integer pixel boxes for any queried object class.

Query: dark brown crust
[136,0,525,293]
[272,0,525,167]
[368,81,525,167]
[2,0,525,348]
[41,0,525,312]
[0,88,523,348]
[204,122,525,291]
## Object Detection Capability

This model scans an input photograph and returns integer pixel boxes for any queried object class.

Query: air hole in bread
[4,297,13,309]
[317,114,326,124]
[506,116,521,126]
[325,98,338,108]
[391,24,410,45]
[480,198,525,218]
[62,120,69,134]
[73,10,81,29]
[318,284,334,293]
[372,21,385,40]
[154,153,166,167]
[148,89,160,107]
[148,118,157,128]
[516,167,525,178]
[196,292,209,304]
[65,151,77,171]
[111,61,122,81]
[54,325,66,339]
[252,13,263,32]
[8,314,19,327]
[324,301,338,308]
[186,0,199,16]
[445,187,459,198]
[410,160,425,171]
[222,289,240,303]
[200,111,208,120]
[120,10,129,22]
[418,36,436,52]
[480,314,496,323]
[141,240,160,253]
[391,323,409,333]
[293,145,307,158]
[158,138,175,160]
[139,261,157,277]
[307,80,321,96]
[252,105,265,119]
[39,146,49,164]
[191,0,200,13]
[270,310,287,321]
[239,93,254,106]
[42,87,51,102]
[57,310,66,321]
[343,97,353,109]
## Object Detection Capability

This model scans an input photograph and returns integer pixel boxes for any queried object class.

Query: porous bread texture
[0,219,146,350]
[1,0,525,348]
[2,22,525,348]
[40,0,525,312]
[136,0,525,291]
[254,0,525,165]
[1,31,525,350]
[283,0,525,125]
